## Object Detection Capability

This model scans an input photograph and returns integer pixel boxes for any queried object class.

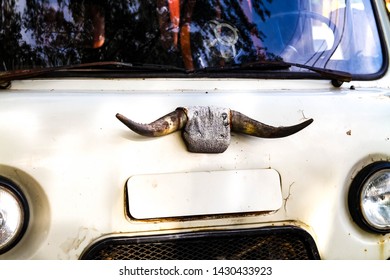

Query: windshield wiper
[195,60,352,87]
[0,61,186,87]
[1,60,352,88]
[247,61,352,86]
[283,61,351,86]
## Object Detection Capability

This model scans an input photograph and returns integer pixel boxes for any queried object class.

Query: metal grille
[81,226,320,260]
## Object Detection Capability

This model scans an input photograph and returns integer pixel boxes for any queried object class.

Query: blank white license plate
[127,169,282,219]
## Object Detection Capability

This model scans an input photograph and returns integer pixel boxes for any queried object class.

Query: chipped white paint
[1,0,390,260]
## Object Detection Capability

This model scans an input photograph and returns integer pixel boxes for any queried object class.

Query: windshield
[0,0,384,77]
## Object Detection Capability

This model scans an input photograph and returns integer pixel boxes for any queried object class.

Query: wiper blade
[286,61,351,84]
[195,60,352,86]
[240,60,352,85]
[1,60,352,87]
[193,61,291,73]
[0,61,186,86]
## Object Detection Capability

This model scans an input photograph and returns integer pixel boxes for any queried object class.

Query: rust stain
[283,182,295,212]
[60,227,100,259]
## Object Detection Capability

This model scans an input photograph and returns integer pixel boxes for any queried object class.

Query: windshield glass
[0,0,384,77]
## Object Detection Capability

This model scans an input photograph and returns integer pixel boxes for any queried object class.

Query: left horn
[231,110,313,138]
[116,107,187,137]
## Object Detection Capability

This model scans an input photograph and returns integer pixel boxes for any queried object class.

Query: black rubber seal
[348,161,390,234]
[0,176,30,254]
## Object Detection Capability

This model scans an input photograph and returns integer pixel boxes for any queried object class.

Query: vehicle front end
[0,0,389,260]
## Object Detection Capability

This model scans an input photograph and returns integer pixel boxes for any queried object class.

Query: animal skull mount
[116,106,313,153]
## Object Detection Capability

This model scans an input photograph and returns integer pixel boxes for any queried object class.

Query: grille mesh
[81,226,319,260]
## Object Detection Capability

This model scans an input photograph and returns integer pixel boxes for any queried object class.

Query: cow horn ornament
[116,106,313,153]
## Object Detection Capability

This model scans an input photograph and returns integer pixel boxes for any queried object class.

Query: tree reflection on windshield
[1,0,276,69]
[0,0,384,76]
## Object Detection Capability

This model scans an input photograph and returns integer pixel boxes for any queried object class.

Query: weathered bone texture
[231,110,314,138]
[116,108,187,137]
[116,106,313,153]
[182,106,231,153]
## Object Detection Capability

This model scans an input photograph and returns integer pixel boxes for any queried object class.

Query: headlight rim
[348,161,390,234]
[0,176,30,254]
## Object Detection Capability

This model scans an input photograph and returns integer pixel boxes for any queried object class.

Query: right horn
[116,107,187,137]
[231,110,313,138]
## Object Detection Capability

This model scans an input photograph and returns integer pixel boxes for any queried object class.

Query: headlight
[0,177,29,254]
[348,162,390,233]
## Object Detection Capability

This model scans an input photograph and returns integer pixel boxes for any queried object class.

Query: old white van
[0,0,389,259]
